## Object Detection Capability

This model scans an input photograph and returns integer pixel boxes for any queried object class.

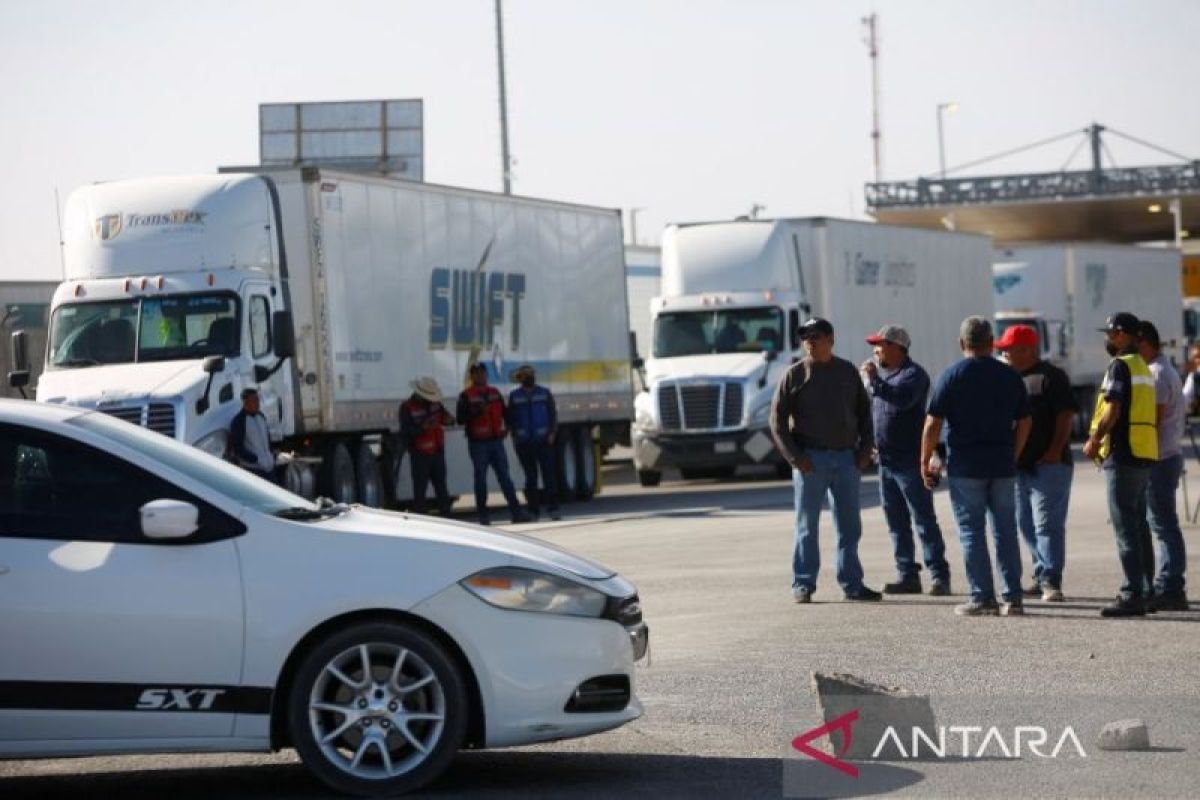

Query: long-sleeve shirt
[229,409,273,473]
[868,357,930,467]
[769,355,873,465]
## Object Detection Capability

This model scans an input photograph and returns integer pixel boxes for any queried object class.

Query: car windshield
[653,307,783,358]
[48,293,240,368]
[68,411,315,515]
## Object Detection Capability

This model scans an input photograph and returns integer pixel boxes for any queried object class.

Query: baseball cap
[995,324,1038,350]
[798,317,834,340]
[865,324,911,350]
[1136,320,1161,348]
[1099,312,1139,334]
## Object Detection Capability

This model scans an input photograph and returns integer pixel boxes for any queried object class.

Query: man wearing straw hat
[400,376,456,516]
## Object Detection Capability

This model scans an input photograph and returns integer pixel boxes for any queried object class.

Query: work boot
[883,575,922,595]
[1100,596,1147,618]
[844,586,883,602]
[1000,599,1024,616]
[510,510,533,524]
[954,599,1000,616]
[1148,591,1190,612]
[1041,584,1065,602]
[1022,581,1042,597]
[929,579,952,597]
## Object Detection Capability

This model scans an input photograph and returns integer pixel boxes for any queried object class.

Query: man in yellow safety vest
[1083,312,1159,617]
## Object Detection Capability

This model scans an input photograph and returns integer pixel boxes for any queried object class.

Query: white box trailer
[23,168,633,507]
[993,243,1183,434]
[624,244,661,360]
[631,217,994,485]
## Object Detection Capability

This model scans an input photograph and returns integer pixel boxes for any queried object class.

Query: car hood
[36,360,206,406]
[647,352,772,383]
[315,507,617,581]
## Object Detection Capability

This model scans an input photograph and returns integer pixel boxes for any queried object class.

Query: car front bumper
[412,584,646,748]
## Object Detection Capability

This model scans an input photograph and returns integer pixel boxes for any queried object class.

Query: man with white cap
[400,376,455,516]
[861,324,951,596]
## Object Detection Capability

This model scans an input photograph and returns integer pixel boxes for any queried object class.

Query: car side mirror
[140,499,199,540]
[272,311,295,359]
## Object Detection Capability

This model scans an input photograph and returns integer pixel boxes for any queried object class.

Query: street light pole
[937,101,958,179]
[494,0,512,194]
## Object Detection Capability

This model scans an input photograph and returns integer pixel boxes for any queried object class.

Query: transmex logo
[95,214,123,242]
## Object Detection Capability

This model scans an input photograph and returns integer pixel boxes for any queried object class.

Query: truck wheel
[380,437,404,509]
[637,469,662,487]
[287,621,468,797]
[321,441,358,505]
[356,441,384,509]
[575,427,598,500]
[557,427,580,501]
[285,461,318,499]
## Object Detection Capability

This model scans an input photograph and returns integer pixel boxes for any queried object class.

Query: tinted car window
[0,423,244,544]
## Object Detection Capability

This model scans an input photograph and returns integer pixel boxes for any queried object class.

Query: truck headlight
[461,567,608,618]
[194,429,229,458]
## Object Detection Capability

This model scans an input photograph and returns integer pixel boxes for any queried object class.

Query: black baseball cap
[1137,320,1161,348]
[1099,312,1139,334]
[798,317,834,340]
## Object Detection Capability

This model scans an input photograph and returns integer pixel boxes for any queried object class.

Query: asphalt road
[3,451,1198,799]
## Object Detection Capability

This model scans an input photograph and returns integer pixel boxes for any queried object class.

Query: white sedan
[0,400,647,795]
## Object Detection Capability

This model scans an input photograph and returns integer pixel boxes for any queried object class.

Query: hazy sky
[1,0,1197,280]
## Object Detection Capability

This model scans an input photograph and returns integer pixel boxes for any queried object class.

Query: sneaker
[548,509,562,521]
[954,599,1000,616]
[844,586,883,602]
[1001,599,1024,616]
[1021,582,1042,597]
[1100,596,1146,618]
[510,510,533,524]
[1041,586,1065,603]
[883,576,922,594]
[928,579,951,597]
[1148,591,1190,612]
[792,586,812,604]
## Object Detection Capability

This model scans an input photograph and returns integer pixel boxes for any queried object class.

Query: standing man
[860,324,951,596]
[922,317,1031,616]
[1083,313,1158,618]
[508,365,562,521]
[229,387,277,484]
[996,324,1077,603]
[400,376,455,517]
[1136,321,1189,611]
[457,363,530,526]
[770,317,881,604]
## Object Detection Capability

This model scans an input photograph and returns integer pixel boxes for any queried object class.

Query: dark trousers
[516,440,559,514]
[1104,463,1153,599]
[410,451,451,516]
[467,438,522,522]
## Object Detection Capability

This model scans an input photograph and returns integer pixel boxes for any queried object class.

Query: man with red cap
[996,324,1077,602]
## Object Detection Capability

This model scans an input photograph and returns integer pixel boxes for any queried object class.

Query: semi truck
[10,168,633,507]
[630,217,994,486]
[993,243,1183,436]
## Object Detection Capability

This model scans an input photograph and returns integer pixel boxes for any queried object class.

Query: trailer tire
[575,427,598,500]
[637,469,662,487]
[355,441,384,508]
[380,436,405,508]
[557,427,579,502]
[320,441,358,505]
[284,460,317,499]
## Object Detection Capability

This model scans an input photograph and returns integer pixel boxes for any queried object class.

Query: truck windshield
[48,293,240,368]
[653,307,783,358]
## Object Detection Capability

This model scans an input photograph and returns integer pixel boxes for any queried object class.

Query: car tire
[355,441,384,509]
[320,441,358,505]
[288,621,468,797]
[637,469,661,487]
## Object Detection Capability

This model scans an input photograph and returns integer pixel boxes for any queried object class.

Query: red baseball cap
[995,324,1038,350]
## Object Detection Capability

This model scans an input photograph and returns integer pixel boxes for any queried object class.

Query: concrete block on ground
[811,671,937,759]
[1097,719,1150,751]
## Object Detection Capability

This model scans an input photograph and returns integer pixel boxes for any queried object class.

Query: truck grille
[658,381,743,431]
[102,403,177,437]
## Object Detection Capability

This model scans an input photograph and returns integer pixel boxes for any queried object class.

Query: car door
[0,422,246,746]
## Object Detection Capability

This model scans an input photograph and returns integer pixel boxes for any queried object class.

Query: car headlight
[461,567,609,618]
[194,429,229,458]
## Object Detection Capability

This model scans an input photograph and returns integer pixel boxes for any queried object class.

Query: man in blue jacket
[508,365,562,521]
[229,387,277,484]
[861,325,951,596]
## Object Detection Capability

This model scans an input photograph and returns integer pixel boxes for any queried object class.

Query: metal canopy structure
[866,124,1199,244]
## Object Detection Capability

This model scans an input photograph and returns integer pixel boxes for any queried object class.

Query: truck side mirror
[631,356,645,370]
[272,311,295,360]
[8,330,30,393]
[202,355,226,374]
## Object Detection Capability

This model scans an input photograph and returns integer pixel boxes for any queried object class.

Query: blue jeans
[1143,454,1187,594]
[879,462,949,582]
[1015,463,1073,588]
[1104,463,1153,599]
[467,438,522,521]
[791,449,864,594]
[948,476,1023,603]
[515,440,559,514]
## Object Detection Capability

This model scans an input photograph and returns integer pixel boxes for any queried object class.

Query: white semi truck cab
[13,175,295,463]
